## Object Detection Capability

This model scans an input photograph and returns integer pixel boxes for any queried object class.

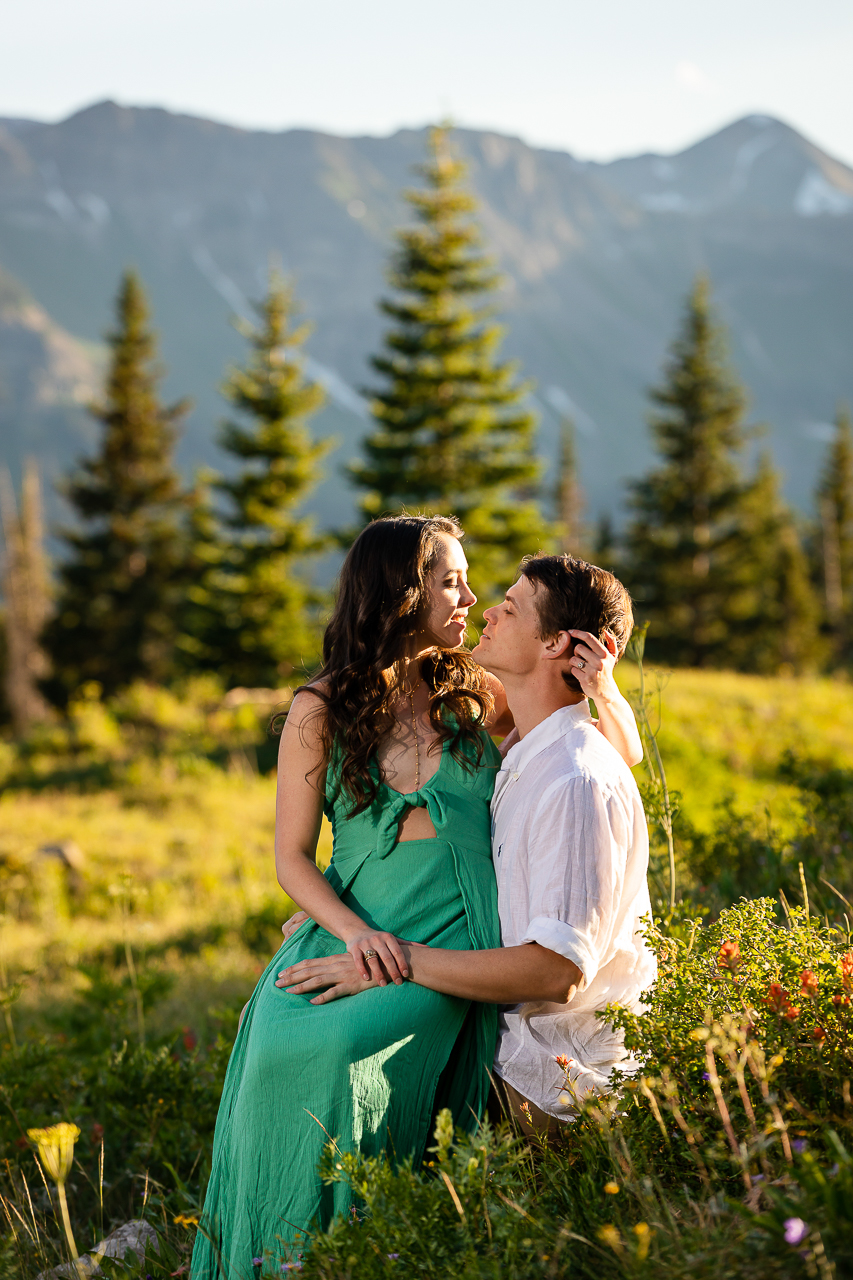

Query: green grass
[618,666,853,834]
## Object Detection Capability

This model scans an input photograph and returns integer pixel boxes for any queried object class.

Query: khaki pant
[487,1076,567,1142]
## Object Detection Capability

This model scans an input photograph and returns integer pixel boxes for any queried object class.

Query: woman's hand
[568,629,619,698]
[281,910,310,944]
[345,928,410,985]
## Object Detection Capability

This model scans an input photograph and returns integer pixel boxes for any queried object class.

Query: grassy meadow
[2,665,853,1278]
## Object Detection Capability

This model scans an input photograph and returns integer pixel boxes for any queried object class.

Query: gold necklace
[408,689,420,791]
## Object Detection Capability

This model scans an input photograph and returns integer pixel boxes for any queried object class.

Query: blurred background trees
[352,125,555,620]
[179,276,330,687]
[1,129,853,723]
[41,271,190,702]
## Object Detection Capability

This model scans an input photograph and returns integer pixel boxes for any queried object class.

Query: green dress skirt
[192,730,501,1278]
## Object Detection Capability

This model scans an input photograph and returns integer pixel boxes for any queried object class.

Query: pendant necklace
[400,670,423,792]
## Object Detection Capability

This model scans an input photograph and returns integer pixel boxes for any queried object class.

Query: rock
[36,842,85,871]
[36,1219,158,1279]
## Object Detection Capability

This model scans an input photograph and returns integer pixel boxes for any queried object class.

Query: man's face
[471,575,544,677]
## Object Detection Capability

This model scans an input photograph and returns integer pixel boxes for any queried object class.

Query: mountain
[0,101,851,533]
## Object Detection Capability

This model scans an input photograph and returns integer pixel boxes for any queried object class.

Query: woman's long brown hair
[301,514,493,813]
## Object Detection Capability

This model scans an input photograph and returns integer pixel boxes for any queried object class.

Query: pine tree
[555,417,588,558]
[353,126,554,615]
[184,276,330,687]
[624,276,762,668]
[0,460,52,732]
[44,272,189,699]
[816,405,853,663]
[731,454,822,673]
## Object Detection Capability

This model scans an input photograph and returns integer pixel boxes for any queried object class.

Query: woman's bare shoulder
[284,682,330,742]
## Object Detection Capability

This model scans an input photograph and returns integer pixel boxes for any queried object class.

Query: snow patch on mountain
[794,170,853,217]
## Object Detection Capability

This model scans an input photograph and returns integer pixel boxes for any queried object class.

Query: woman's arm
[275,690,409,983]
[567,630,643,768]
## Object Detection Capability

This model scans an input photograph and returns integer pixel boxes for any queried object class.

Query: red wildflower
[182,1027,198,1052]
[832,993,851,1008]
[812,1026,827,1042]
[784,1004,801,1020]
[842,951,853,991]
[555,1055,570,1070]
[764,983,791,1013]
[800,970,818,998]
[717,939,742,971]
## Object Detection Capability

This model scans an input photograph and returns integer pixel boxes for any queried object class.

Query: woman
[192,515,639,1277]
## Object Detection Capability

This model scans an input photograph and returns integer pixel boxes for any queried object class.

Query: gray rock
[36,1219,158,1279]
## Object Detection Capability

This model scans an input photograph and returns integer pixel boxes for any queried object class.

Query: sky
[2,0,852,165]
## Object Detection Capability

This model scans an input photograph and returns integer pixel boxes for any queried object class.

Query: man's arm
[276,941,582,1006]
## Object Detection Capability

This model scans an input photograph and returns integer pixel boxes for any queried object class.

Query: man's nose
[482,604,496,623]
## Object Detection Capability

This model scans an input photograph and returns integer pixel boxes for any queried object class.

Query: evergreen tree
[0,460,52,732]
[353,126,554,616]
[555,417,588,558]
[183,276,330,687]
[816,405,853,663]
[44,272,189,699]
[731,454,823,673]
[624,276,763,668]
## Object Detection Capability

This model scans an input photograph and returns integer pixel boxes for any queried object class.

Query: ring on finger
[363,949,378,959]
[576,657,586,670]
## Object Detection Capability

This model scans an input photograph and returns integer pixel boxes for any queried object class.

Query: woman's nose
[460,581,476,606]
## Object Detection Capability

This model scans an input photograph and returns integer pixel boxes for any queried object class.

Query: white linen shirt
[491,700,657,1118]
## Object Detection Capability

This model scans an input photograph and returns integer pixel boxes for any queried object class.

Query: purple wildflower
[784,1218,809,1245]
[701,1072,711,1081]
[791,1139,808,1155]
[388,1255,400,1261]
[252,1260,263,1268]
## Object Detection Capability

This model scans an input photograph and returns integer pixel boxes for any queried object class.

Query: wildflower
[173,1214,200,1227]
[183,1027,198,1052]
[555,1054,570,1070]
[764,983,794,1014]
[519,1101,533,1123]
[252,1259,262,1267]
[434,1107,454,1159]
[27,1124,82,1266]
[633,1222,651,1262]
[800,970,818,998]
[717,939,742,971]
[812,1025,827,1042]
[833,992,851,1007]
[388,1255,399,1261]
[784,1004,800,1020]
[784,1217,809,1245]
[604,1181,620,1194]
[597,1225,623,1254]
[792,1139,808,1155]
[836,945,853,983]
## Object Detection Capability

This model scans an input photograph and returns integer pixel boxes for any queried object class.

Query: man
[278,555,657,1131]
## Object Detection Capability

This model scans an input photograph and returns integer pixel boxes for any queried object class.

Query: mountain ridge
[0,100,851,532]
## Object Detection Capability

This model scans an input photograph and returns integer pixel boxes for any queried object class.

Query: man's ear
[542,630,572,661]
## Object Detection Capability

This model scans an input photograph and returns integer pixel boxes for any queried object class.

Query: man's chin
[470,640,491,667]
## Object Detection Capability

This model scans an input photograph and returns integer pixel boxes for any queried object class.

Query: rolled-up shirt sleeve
[519,773,628,988]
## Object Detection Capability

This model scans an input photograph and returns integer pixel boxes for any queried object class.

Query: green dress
[192,729,501,1277]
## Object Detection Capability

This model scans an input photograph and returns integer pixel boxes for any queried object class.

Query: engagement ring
[364,949,378,959]
[576,658,586,670]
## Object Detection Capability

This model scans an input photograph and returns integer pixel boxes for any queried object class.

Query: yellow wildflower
[633,1222,651,1261]
[597,1224,623,1254]
[604,1181,620,1194]
[27,1123,80,1187]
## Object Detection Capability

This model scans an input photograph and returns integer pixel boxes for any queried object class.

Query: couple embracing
[192,514,657,1277]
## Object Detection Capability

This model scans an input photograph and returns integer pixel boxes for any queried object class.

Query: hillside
[1,103,852,529]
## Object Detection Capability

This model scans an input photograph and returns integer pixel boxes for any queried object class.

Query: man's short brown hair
[520,555,634,693]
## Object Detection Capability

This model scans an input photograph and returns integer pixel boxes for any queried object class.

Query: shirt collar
[500,700,592,778]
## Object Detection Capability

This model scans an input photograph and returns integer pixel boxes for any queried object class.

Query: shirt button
[512,772,519,781]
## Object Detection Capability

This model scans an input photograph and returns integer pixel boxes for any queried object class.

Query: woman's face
[419,534,477,650]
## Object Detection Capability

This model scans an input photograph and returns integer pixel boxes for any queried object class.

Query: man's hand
[568,629,618,699]
[275,953,377,1004]
[281,910,310,944]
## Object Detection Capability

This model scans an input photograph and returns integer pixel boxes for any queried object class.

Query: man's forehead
[507,577,536,606]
